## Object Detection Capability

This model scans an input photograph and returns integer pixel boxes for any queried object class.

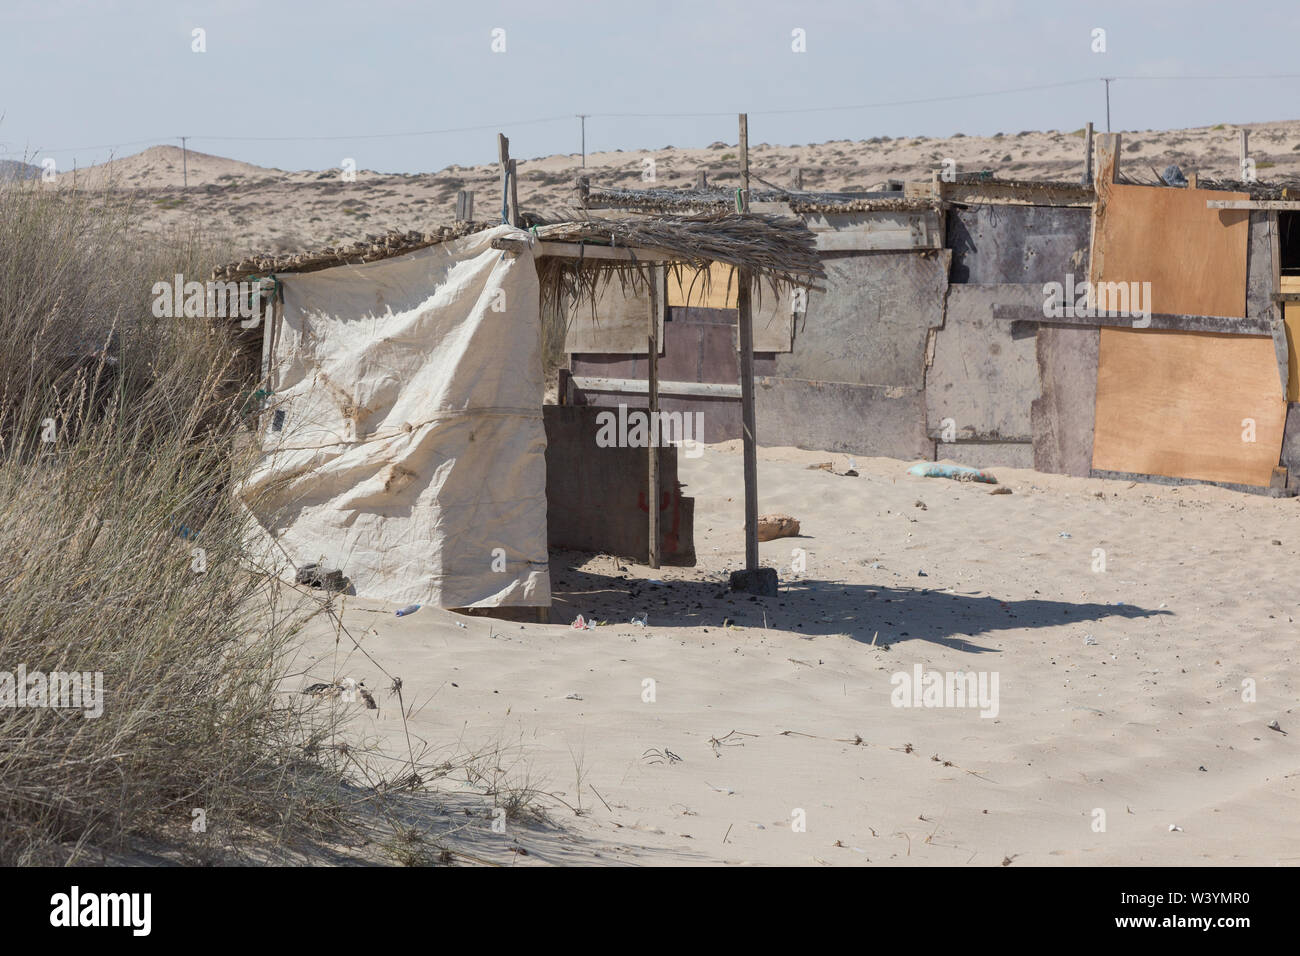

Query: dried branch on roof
[211,221,489,282]
[531,211,826,317]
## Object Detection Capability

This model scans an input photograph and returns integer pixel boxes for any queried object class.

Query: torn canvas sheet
[241,224,550,608]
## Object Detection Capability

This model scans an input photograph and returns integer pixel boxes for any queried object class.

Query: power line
[7,71,1300,160]
[592,78,1100,118]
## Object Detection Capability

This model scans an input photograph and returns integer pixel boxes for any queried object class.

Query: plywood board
[1091,328,1285,486]
[1089,183,1250,320]
[564,269,663,354]
[665,263,792,351]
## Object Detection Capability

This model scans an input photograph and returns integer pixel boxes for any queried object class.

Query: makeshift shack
[565,135,1299,495]
[212,211,821,613]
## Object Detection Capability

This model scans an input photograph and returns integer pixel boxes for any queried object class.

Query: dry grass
[0,183,587,865]
[0,182,373,863]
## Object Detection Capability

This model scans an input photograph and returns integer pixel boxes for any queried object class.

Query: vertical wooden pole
[509,158,520,226]
[1082,122,1094,187]
[1239,128,1250,179]
[737,113,759,571]
[497,134,510,224]
[647,268,661,569]
[794,167,802,191]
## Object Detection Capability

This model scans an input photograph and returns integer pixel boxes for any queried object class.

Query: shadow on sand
[548,552,1171,654]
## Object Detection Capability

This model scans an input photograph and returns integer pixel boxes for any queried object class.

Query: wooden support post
[794,167,803,191]
[1094,132,1120,191]
[455,190,473,222]
[497,134,510,224]
[647,269,660,570]
[737,113,759,572]
[697,169,707,190]
[739,114,750,208]
[1239,128,1250,180]
[1082,122,1093,186]
[509,158,520,227]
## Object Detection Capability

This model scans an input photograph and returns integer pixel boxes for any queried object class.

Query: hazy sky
[3,0,1299,173]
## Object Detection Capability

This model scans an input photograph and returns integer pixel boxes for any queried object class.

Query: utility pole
[576,114,589,168]
[1101,79,1114,133]
[179,136,189,188]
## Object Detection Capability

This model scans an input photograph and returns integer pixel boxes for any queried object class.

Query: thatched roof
[212,221,488,282]
[214,210,823,286]
[526,210,826,315]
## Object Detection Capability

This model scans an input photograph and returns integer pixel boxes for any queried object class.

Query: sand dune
[43,118,1300,260]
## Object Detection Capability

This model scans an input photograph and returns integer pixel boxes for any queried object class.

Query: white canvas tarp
[241,224,551,608]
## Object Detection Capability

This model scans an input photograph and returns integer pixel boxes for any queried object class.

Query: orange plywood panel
[1090,184,1250,319]
[1091,327,1285,486]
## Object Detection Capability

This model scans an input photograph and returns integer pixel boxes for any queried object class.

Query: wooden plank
[564,270,665,354]
[1095,133,1120,189]
[571,375,740,398]
[1091,328,1285,486]
[508,158,519,227]
[1286,301,1300,402]
[1082,122,1093,186]
[497,134,510,224]
[1090,182,1250,319]
[992,303,1271,334]
[1208,200,1300,210]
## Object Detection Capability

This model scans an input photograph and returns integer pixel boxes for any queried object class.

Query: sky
[3,0,1300,174]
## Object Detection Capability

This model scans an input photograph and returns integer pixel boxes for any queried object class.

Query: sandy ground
[27,117,1300,258]
[291,441,1300,866]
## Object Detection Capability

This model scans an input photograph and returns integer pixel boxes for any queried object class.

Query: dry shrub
[0,182,352,864]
